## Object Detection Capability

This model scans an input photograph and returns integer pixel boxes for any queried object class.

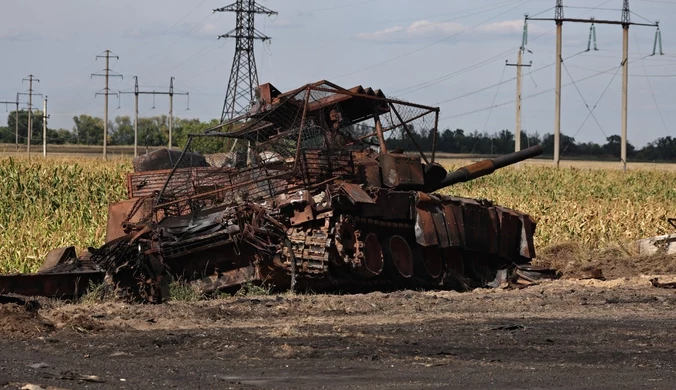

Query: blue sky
[1,0,675,147]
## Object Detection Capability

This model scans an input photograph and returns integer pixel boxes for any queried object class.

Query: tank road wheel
[417,246,443,279]
[383,235,414,278]
[442,247,465,277]
[464,251,501,285]
[358,232,385,277]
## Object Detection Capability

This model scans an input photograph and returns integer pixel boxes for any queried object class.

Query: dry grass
[437,163,676,250]
[435,156,676,171]
[0,156,674,274]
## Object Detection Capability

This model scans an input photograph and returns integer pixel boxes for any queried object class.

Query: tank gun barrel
[435,145,543,189]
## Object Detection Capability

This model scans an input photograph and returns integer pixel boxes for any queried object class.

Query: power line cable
[348,0,521,26]
[482,65,508,133]
[631,10,658,24]
[562,60,608,138]
[392,0,616,98]
[440,55,652,121]
[635,32,672,137]
[331,0,532,80]
[435,50,587,106]
[305,0,378,12]
[562,63,622,154]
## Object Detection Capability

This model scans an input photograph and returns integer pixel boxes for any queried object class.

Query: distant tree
[111,116,134,145]
[72,115,104,145]
[4,110,44,144]
[602,135,635,158]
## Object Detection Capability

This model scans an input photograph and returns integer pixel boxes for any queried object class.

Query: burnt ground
[3,276,676,389]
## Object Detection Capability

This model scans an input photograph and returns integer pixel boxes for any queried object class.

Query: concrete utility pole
[92,50,122,160]
[120,77,188,153]
[21,75,40,157]
[527,0,660,171]
[506,17,532,154]
[0,95,20,149]
[43,96,49,158]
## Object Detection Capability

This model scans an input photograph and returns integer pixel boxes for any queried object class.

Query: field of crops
[0,158,130,273]
[0,157,674,274]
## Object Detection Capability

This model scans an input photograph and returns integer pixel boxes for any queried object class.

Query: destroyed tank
[91,80,543,302]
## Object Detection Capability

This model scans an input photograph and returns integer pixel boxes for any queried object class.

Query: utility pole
[168,77,189,149]
[0,95,20,149]
[527,0,660,171]
[92,50,122,160]
[43,96,49,158]
[507,17,532,154]
[21,75,40,157]
[215,0,277,122]
[120,77,188,154]
[621,0,630,173]
[169,77,174,149]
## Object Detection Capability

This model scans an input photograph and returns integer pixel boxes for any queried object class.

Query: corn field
[0,157,129,273]
[0,157,674,274]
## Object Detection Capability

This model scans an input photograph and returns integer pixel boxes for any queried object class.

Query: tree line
[1,110,675,161]
[386,127,676,162]
[0,111,216,149]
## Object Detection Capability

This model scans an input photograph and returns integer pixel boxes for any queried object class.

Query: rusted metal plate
[430,205,451,248]
[495,207,522,260]
[340,183,375,204]
[38,246,77,273]
[441,203,463,247]
[106,198,153,242]
[379,153,424,188]
[193,265,259,294]
[290,204,314,226]
[361,190,413,220]
[0,271,104,298]
[415,206,438,246]
[485,206,500,255]
[519,215,537,259]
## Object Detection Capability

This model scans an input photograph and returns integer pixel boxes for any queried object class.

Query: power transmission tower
[92,50,122,160]
[506,17,532,155]
[527,0,661,171]
[21,75,41,157]
[214,0,277,122]
[119,77,189,155]
[0,94,20,149]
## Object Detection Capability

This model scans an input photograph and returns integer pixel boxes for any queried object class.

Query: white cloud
[357,19,549,43]
[268,19,303,29]
[0,31,41,42]
[197,23,220,38]
[478,20,549,35]
[357,20,463,42]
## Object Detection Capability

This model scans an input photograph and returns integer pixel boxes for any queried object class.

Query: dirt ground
[3,274,676,389]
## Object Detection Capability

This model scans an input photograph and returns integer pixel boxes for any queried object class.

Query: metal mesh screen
[152,84,438,218]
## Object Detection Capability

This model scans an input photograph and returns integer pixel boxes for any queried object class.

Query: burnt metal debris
[0,80,547,302]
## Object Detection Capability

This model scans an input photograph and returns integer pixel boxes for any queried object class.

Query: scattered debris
[492,324,526,331]
[650,277,676,289]
[577,268,605,280]
[45,371,104,383]
[633,234,676,256]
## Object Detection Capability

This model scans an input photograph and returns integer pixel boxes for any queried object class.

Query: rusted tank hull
[2,80,547,302]
[91,183,535,302]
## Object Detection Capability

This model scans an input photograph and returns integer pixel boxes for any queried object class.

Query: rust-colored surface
[2,80,546,302]
[0,271,104,298]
